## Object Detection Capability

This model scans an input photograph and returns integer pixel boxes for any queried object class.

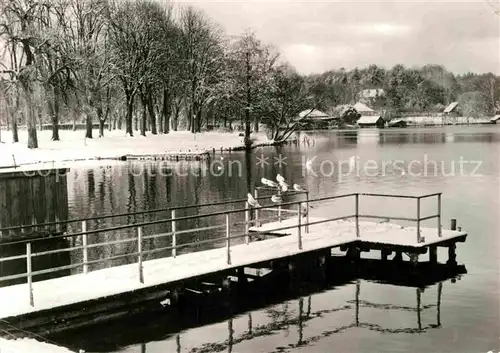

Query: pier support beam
[393,251,403,262]
[429,246,438,264]
[446,243,457,266]
[381,249,391,261]
[237,268,247,288]
[346,245,360,263]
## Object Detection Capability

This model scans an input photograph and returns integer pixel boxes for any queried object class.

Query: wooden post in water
[26,242,34,307]
[429,245,438,263]
[244,202,250,244]
[138,227,144,284]
[297,203,302,250]
[171,209,177,258]
[416,288,422,330]
[277,189,282,222]
[226,213,231,265]
[82,221,88,274]
[254,189,259,227]
[355,194,360,238]
[450,219,457,231]
[305,191,310,233]
[437,194,442,237]
[416,197,421,243]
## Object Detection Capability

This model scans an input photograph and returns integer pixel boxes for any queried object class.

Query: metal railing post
[437,194,442,237]
[226,213,231,265]
[244,202,250,244]
[254,189,259,227]
[82,220,88,274]
[278,189,282,222]
[355,194,360,238]
[171,209,177,258]
[416,197,421,243]
[138,227,144,284]
[305,191,310,233]
[298,203,303,250]
[26,242,34,307]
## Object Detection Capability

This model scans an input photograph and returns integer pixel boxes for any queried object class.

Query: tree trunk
[125,92,134,136]
[162,88,170,134]
[72,107,77,131]
[21,82,38,149]
[244,52,251,148]
[253,117,259,132]
[51,86,60,141]
[12,117,19,143]
[195,107,202,133]
[147,91,157,135]
[85,111,93,138]
[187,105,192,132]
[97,105,105,137]
[99,119,105,137]
[157,105,163,134]
[140,104,146,136]
[9,96,19,142]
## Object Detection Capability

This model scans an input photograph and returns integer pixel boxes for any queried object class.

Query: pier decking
[0,191,468,337]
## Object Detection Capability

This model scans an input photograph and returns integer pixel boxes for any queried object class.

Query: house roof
[388,118,405,125]
[298,109,330,119]
[360,88,386,99]
[357,115,383,124]
[353,102,374,113]
[444,102,459,113]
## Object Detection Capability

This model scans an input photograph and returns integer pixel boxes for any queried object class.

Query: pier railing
[0,191,444,307]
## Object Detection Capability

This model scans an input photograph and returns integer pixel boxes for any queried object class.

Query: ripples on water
[12,126,500,352]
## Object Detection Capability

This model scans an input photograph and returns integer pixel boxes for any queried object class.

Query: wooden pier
[0,191,467,337]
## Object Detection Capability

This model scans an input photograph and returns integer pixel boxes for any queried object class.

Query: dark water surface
[55,126,499,352]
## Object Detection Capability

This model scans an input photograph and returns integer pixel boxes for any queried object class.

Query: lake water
[45,126,500,352]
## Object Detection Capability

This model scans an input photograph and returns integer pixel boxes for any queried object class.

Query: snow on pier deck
[250,217,467,248]
[0,217,466,321]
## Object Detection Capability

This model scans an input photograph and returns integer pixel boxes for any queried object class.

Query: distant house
[387,118,407,128]
[359,88,386,100]
[353,102,376,116]
[357,115,385,128]
[490,115,500,124]
[297,109,339,130]
[443,102,459,115]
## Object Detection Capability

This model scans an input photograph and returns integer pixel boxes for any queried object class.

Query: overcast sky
[177,0,500,75]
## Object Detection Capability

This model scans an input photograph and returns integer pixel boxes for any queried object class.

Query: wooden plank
[0,180,7,238]
[5,178,16,237]
[44,175,55,230]
[31,176,47,229]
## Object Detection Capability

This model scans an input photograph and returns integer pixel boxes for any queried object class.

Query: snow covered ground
[0,217,465,320]
[0,129,273,167]
[0,337,75,353]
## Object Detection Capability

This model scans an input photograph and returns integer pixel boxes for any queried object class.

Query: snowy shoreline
[0,129,280,169]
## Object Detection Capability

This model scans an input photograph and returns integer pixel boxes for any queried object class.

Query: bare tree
[0,0,51,148]
[225,30,279,146]
[179,6,225,133]
[107,0,166,137]
[259,63,314,141]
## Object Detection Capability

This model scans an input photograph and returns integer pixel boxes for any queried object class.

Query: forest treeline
[1,0,498,148]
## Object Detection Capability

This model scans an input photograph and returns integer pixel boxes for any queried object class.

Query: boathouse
[353,102,376,116]
[357,115,385,128]
[298,109,339,130]
[0,167,70,238]
[387,118,407,128]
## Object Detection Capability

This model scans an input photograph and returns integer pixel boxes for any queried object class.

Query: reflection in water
[10,125,497,353]
[146,280,447,353]
[48,257,464,353]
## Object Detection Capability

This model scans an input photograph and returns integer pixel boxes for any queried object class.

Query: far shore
[0,129,277,168]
